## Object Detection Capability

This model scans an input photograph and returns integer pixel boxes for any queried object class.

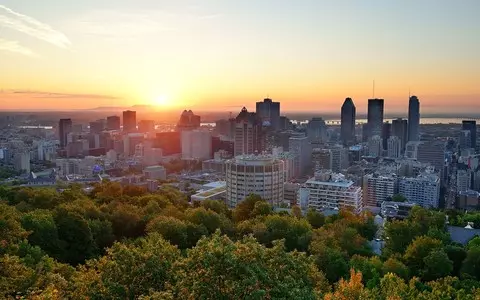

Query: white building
[143,165,167,181]
[191,181,227,202]
[181,130,212,161]
[387,136,402,159]
[457,170,472,193]
[399,173,441,208]
[289,135,311,178]
[225,154,285,208]
[368,135,383,158]
[14,152,31,173]
[405,141,421,160]
[363,173,397,208]
[37,140,57,161]
[284,182,301,207]
[300,170,363,213]
[56,156,100,177]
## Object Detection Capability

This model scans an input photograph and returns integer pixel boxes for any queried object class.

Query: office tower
[382,122,391,150]
[462,120,477,150]
[307,117,328,144]
[225,154,285,208]
[301,170,363,213]
[387,136,402,158]
[138,120,155,133]
[457,170,472,193]
[330,145,349,172]
[89,120,105,134]
[123,133,144,156]
[14,152,31,173]
[363,173,397,208]
[155,132,181,156]
[181,130,212,161]
[215,119,235,138]
[459,130,472,151]
[123,110,137,132]
[234,107,264,156]
[392,118,408,151]
[340,97,356,145]
[177,110,201,131]
[368,135,383,158]
[417,141,446,184]
[279,116,293,131]
[408,96,420,142]
[256,98,281,130]
[288,134,311,178]
[106,116,121,130]
[59,118,73,148]
[312,149,332,172]
[367,99,384,138]
[399,173,441,208]
[362,123,369,142]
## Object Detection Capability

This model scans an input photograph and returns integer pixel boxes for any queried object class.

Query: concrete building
[387,136,402,159]
[256,98,280,130]
[181,130,212,161]
[392,118,408,151]
[123,110,137,132]
[138,120,155,133]
[177,110,201,131]
[405,141,421,160]
[233,107,264,156]
[417,141,446,184]
[307,117,328,144]
[462,120,477,150]
[399,173,441,208]
[408,96,420,142]
[456,190,480,211]
[301,170,363,213]
[368,135,383,158]
[312,148,332,172]
[14,152,31,173]
[367,99,384,139]
[225,154,285,208]
[459,130,472,151]
[124,133,144,157]
[330,145,349,173]
[191,181,227,202]
[457,170,472,193]
[284,182,301,207]
[340,97,356,145]
[143,165,167,181]
[363,173,397,208]
[288,134,311,178]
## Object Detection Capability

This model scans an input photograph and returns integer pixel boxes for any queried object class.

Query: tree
[171,232,328,299]
[21,210,61,256]
[382,257,409,280]
[311,244,350,283]
[146,216,207,249]
[291,205,302,219]
[185,207,233,235]
[232,194,263,222]
[461,246,480,280]
[324,269,371,300]
[422,249,453,281]
[0,203,28,254]
[391,194,407,202]
[384,220,421,255]
[251,201,272,217]
[306,209,325,229]
[403,236,442,274]
[445,245,467,277]
[72,234,180,299]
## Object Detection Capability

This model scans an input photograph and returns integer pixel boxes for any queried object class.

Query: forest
[1,182,480,299]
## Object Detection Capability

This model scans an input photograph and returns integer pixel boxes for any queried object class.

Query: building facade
[408,96,420,142]
[341,97,356,145]
[363,173,397,208]
[399,173,440,208]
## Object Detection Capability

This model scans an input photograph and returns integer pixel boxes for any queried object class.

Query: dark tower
[462,120,477,150]
[340,97,356,145]
[408,96,420,141]
[367,99,384,138]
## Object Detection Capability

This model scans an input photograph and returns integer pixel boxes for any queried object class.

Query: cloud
[0,5,71,48]
[4,90,119,100]
[0,38,37,57]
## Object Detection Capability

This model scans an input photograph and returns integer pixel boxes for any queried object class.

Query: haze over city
[1,0,479,114]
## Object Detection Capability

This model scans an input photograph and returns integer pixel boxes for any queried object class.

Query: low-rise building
[398,172,441,208]
[143,165,167,181]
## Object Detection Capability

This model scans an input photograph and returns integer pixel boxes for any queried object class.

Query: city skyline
[1,1,479,113]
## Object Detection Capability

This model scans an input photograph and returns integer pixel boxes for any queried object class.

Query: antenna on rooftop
[372,80,375,98]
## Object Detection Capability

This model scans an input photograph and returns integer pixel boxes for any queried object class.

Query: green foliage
[306,209,325,229]
[382,257,409,280]
[391,194,407,202]
[232,194,264,222]
[422,249,453,281]
[0,203,28,254]
[404,236,442,275]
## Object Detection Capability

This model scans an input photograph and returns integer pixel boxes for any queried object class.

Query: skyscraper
[462,120,477,150]
[340,97,356,145]
[382,122,391,150]
[408,96,420,142]
[59,118,72,148]
[106,116,121,130]
[256,98,280,130]
[177,110,201,131]
[234,107,264,156]
[417,141,446,185]
[392,118,408,151]
[123,110,137,132]
[367,99,384,138]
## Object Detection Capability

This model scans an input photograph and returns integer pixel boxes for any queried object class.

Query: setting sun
[154,95,169,107]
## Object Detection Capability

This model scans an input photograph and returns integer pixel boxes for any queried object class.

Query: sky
[0,0,479,114]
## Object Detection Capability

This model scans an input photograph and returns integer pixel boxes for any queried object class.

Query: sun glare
[155,95,169,107]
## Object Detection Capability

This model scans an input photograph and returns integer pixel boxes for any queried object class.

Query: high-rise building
[417,141,446,184]
[181,130,212,161]
[367,99,384,138]
[301,170,363,213]
[408,96,420,142]
[106,116,121,130]
[177,110,201,131]
[123,110,137,132]
[256,98,280,130]
[89,120,105,134]
[330,145,349,173]
[382,122,391,150]
[233,107,264,156]
[307,117,328,144]
[59,118,73,148]
[138,120,155,133]
[312,149,332,172]
[288,134,311,178]
[155,132,181,156]
[225,154,285,208]
[462,120,477,150]
[387,136,402,158]
[14,152,31,173]
[399,173,440,208]
[392,118,408,151]
[340,98,356,145]
[363,173,397,208]
[368,135,383,158]
[457,170,472,193]
[123,133,144,156]
[459,130,472,151]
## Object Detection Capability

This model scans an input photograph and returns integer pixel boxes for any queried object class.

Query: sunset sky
[0,0,479,114]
